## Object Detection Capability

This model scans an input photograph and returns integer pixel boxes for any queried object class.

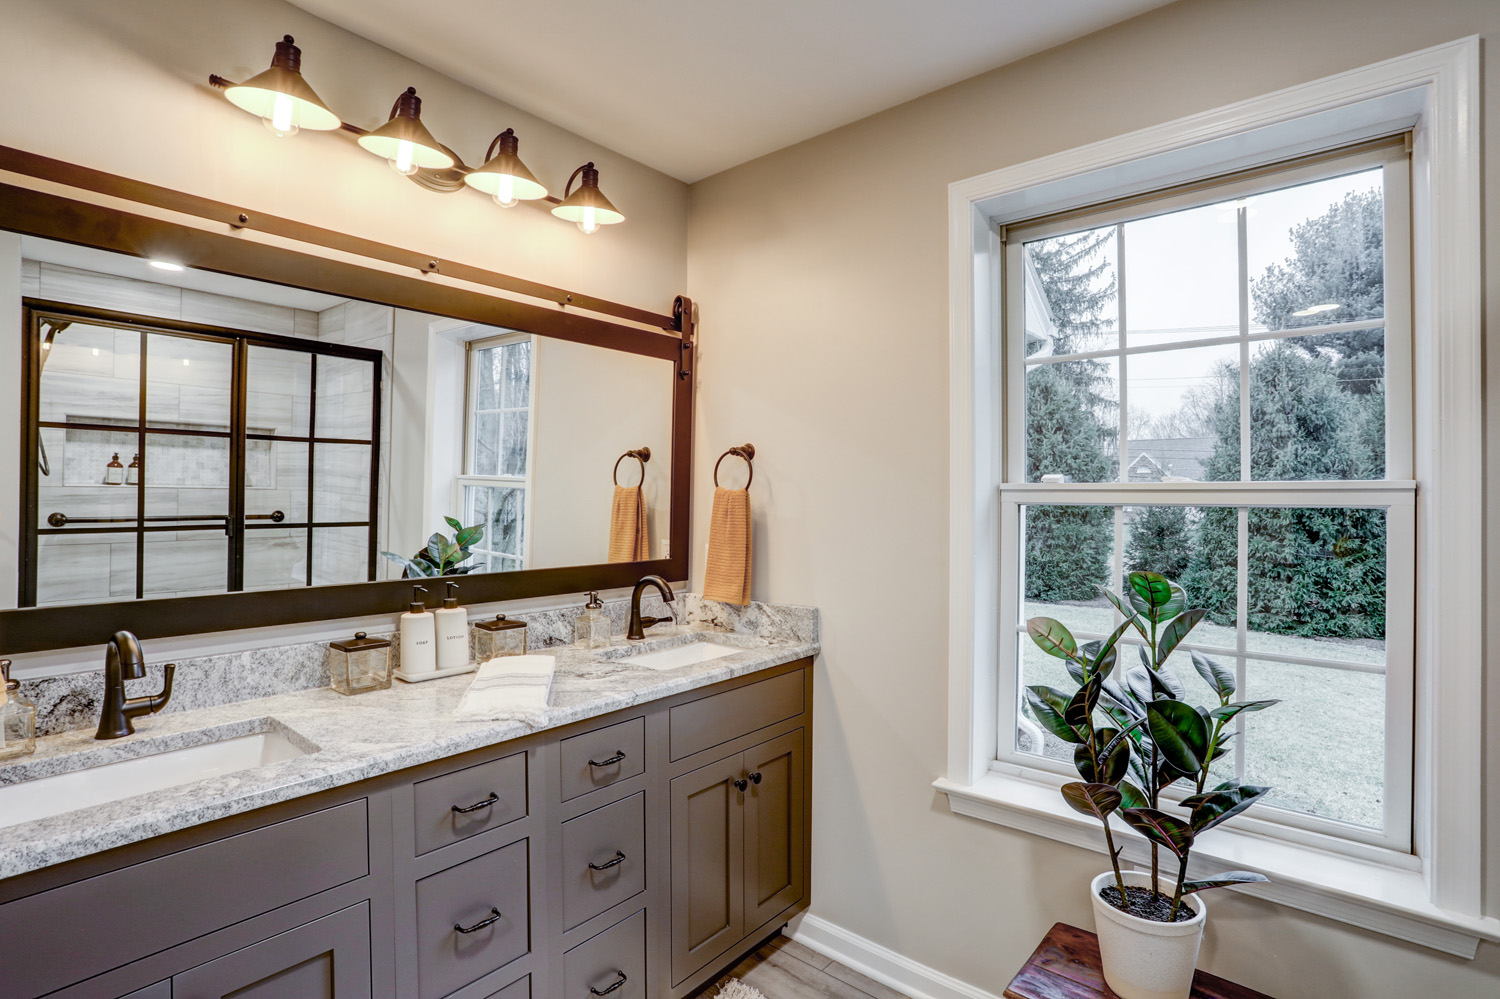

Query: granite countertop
[0,618,818,882]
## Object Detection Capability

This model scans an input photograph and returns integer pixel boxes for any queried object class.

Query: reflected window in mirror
[460,332,535,572]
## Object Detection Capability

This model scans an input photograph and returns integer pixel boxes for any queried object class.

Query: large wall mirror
[0,177,691,652]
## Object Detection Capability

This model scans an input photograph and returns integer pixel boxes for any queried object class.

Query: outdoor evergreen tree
[1023,229,1118,601]
[1123,505,1194,579]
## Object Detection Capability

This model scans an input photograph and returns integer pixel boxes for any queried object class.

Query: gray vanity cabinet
[668,727,807,986]
[172,903,373,999]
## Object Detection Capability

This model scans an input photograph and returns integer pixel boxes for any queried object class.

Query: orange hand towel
[608,485,650,562]
[703,487,752,605]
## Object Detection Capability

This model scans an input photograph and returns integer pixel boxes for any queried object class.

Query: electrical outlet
[660,539,670,558]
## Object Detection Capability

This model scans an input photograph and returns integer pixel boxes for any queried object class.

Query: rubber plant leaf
[1149,582,1188,624]
[1208,699,1280,722]
[1061,782,1123,822]
[1117,780,1151,810]
[1120,807,1195,858]
[1099,586,1150,639]
[1182,783,1270,833]
[1127,571,1175,616]
[1146,664,1186,701]
[1180,871,1270,895]
[1190,650,1236,699]
[1157,608,1206,663]
[1146,699,1208,774]
[1024,686,1084,744]
[1074,728,1126,784]
[1062,657,1087,687]
[1063,678,1102,731]
[454,525,484,548]
[426,533,447,564]
[443,516,463,531]
[1093,619,1134,678]
[1027,617,1079,660]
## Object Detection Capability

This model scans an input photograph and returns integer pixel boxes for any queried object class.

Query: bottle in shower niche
[126,453,140,486]
[433,582,469,671]
[399,585,437,675]
[104,453,125,485]
[575,591,610,649]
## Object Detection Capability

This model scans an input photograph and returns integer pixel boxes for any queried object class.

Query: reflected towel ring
[713,444,755,489]
[613,447,651,486]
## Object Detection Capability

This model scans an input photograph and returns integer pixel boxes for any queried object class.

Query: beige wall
[685,0,1500,995]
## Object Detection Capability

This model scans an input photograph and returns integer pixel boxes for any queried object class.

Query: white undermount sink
[614,642,742,671]
[0,729,309,829]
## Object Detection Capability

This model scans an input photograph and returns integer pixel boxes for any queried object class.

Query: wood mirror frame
[0,158,693,653]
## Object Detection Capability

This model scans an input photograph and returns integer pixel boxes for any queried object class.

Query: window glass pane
[250,440,307,524]
[1243,657,1384,829]
[247,346,311,437]
[143,531,228,599]
[1126,344,1238,482]
[41,425,140,516]
[503,339,531,408]
[1245,507,1386,661]
[143,433,229,522]
[1124,203,1238,348]
[39,322,140,426]
[1249,331,1384,481]
[1247,168,1384,331]
[146,333,233,432]
[1025,357,1118,483]
[475,345,503,410]
[464,484,525,571]
[1022,226,1118,357]
[312,443,373,523]
[311,526,370,586]
[473,412,501,476]
[1022,503,1114,608]
[35,531,136,606]
[1122,504,1239,648]
[315,355,375,441]
[244,530,306,591]
[502,412,529,477]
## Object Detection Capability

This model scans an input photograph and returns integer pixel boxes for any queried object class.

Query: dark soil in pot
[1099,884,1199,922]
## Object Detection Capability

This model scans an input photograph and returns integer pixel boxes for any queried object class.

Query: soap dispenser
[575,591,610,649]
[399,585,436,675]
[0,660,37,761]
[434,582,469,672]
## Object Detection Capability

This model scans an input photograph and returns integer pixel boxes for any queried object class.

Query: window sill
[933,770,1500,958]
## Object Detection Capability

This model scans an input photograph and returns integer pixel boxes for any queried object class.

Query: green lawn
[1017,598,1385,830]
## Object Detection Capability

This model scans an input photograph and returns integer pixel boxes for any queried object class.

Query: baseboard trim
[787,913,1001,999]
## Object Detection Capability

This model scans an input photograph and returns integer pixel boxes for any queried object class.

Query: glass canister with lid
[328,632,393,695]
[0,659,37,760]
[474,614,528,661]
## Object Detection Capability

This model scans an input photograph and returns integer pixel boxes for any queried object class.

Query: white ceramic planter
[1090,870,1207,999]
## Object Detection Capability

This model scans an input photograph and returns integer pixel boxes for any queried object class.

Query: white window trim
[940,37,1495,956]
[458,331,537,569]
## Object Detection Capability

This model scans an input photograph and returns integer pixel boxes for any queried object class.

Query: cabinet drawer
[482,975,530,999]
[561,792,646,930]
[413,750,528,855]
[0,800,368,999]
[173,902,371,999]
[414,839,531,999]
[564,909,646,999]
[558,716,645,802]
[670,669,805,761]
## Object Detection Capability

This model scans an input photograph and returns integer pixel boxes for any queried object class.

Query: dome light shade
[550,163,624,234]
[357,87,454,175]
[463,129,548,207]
[224,36,341,136]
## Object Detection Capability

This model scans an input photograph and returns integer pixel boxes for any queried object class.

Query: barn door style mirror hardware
[211,35,625,233]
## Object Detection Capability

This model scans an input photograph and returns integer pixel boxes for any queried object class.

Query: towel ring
[613,447,651,486]
[713,443,755,489]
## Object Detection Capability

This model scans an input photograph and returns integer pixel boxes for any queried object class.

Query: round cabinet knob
[733,778,749,792]
[749,771,763,785]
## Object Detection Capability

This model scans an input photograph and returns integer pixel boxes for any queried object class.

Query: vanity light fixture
[356,87,454,176]
[223,36,342,138]
[462,128,548,207]
[550,163,624,235]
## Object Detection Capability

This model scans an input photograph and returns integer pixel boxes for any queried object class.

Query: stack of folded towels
[454,654,556,726]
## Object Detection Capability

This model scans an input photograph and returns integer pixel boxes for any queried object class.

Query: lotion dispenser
[399,585,436,675]
[434,582,469,672]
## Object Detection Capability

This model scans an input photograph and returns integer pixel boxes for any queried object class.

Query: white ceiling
[289,0,1176,182]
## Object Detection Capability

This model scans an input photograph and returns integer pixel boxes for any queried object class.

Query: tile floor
[693,933,913,999]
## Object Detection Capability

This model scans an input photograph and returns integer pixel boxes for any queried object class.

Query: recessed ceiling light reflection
[149,260,185,272]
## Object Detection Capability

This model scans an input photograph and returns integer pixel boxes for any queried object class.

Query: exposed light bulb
[578,205,599,235]
[389,139,418,176]
[41,341,50,351]
[182,358,191,367]
[492,174,518,209]
[92,348,100,356]
[262,92,299,137]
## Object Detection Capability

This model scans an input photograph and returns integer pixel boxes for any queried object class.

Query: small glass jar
[0,660,37,760]
[328,632,393,695]
[474,615,528,661]
[575,592,610,649]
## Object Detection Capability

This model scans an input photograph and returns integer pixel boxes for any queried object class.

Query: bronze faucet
[627,575,676,640]
[96,630,175,740]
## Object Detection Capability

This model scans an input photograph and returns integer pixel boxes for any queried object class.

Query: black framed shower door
[19,300,383,607]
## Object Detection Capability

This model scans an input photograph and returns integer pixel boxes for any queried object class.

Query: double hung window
[461,332,534,572]
[999,141,1414,851]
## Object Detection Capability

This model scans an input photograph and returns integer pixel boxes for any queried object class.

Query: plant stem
[1169,852,1190,921]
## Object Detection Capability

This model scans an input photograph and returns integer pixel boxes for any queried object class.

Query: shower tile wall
[27,261,393,605]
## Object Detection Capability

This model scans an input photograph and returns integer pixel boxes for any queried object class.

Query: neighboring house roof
[1127,437,1215,481]
[1022,251,1056,358]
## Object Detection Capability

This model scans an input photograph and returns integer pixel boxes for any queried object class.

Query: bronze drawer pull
[452,792,499,814]
[588,750,627,768]
[590,971,628,996]
[588,850,626,871]
[454,907,501,934]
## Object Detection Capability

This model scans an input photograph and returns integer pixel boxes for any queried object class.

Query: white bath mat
[715,980,766,999]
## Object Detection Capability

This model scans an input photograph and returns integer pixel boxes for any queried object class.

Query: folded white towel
[454,654,556,725]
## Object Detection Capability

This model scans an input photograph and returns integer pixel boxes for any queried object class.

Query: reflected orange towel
[608,485,650,562]
[703,487,751,605]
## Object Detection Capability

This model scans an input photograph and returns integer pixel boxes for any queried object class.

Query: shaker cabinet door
[669,752,746,985]
[742,728,806,929]
[172,903,371,999]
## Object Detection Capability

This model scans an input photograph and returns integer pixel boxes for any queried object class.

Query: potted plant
[1024,571,1277,999]
[381,517,486,578]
